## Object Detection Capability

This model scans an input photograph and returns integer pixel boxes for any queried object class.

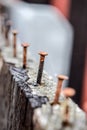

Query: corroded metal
[53,75,68,105]
[36,51,48,85]
[12,30,18,57]
[5,20,11,46]
[62,88,76,127]
[21,43,30,69]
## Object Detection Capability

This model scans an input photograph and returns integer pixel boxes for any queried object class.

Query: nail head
[39,51,48,56]
[62,88,76,97]
[21,43,30,47]
[12,30,18,35]
[58,75,69,80]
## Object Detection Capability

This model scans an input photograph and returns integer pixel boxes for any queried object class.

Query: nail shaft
[1,13,7,34]
[62,101,70,127]
[5,20,11,46]
[23,47,27,68]
[36,52,48,85]
[5,28,9,46]
[53,75,68,104]
[1,16,4,34]
[22,43,30,69]
[12,30,17,57]
[62,88,76,126]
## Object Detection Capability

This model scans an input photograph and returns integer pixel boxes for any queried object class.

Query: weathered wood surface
[0,57,13,130]
[7,66,49,130]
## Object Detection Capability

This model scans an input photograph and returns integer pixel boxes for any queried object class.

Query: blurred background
[0,0,87,111]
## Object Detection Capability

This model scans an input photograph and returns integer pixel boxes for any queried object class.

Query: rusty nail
[5,20,12,46]
[53,75,68,104]
[21,43,30,69]
[12,30,18,57]
[62,88,76,126]
[1,13,8,34]
[1,15,4,34]
[0,48,2,57]
[36,51,48,85]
